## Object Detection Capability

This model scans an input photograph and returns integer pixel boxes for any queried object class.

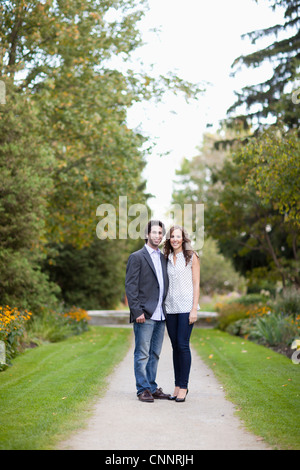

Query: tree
[172,127,300,289]
[1,0,199,246]
[0,87,59,310]
[199,238,246,295]
[0,0,200,309]
[44,239,136,309]
[239,126,300,229]
[228,0,300,129]
[233,125,300,287]
[205,156,298,289]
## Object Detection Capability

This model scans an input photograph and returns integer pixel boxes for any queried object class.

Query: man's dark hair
[144,220,166,243]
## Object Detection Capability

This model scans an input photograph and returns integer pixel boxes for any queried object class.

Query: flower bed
[63,307,90,335]
[0,305,90,371]
[0,305,32,369]
[215,292,300,359]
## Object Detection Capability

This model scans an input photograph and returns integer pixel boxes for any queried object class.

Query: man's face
[147,225,164,248]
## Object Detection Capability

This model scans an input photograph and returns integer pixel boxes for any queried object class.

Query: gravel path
[58,330,271,450]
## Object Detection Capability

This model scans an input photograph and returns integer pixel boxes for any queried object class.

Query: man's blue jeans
[133,319,165,395]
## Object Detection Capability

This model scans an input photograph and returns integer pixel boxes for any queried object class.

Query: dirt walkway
[58,330,271,450]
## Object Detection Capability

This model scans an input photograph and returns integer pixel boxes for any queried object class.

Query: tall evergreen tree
[228,0,300,129]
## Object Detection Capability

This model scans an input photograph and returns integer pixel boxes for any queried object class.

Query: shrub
[25,310,75,344]
[0,305,32,369]
[224,305,272,336]
[1,306,90,372]
[232,293,269,306]
[216,302,249,331]
[25,307,90,344]
[251,313,300,347]
[217,290,300,354]
[275,287,300,320]
[63,307,90,335]
[226,316,257,337]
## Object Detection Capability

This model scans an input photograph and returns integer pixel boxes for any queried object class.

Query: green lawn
[0,326,132,450]
[2,325,299,450]
[192,328,300,450]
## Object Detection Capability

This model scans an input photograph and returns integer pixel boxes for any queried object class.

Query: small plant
[233,293,269,306]
[250,313,299,348]
[225,305,272,337]
[26,307,90,344]
[25,310,74,344]
[275,287,300,320]
[63,307,90,335]
[216,302,249,331]
[0,305,32,369]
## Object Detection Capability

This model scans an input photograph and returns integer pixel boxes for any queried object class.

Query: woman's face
[170,228,183,251]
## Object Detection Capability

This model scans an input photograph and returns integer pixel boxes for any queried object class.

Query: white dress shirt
[145,244,165,321]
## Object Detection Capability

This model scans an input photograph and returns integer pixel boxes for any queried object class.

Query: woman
[164,225,200,402]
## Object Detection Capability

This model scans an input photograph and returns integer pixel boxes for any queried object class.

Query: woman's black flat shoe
[175,389,188,402]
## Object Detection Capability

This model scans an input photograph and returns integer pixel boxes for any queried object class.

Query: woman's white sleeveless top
[165,252,199,314]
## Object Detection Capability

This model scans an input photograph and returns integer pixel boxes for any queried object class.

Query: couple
[125,220,200,403]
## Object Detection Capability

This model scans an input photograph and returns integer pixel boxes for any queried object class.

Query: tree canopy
[0,0,200,310]
[228,0,300,129]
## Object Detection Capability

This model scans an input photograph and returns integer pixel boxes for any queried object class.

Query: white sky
[124,0,286,219]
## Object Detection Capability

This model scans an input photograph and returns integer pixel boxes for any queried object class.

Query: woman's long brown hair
[163,225,195,266]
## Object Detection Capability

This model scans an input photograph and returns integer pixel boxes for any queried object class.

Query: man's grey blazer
[125,245,169,323]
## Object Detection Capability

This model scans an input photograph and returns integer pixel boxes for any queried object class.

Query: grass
[0,326,132,450]
[192,328,300,450]
[2,324,299,450]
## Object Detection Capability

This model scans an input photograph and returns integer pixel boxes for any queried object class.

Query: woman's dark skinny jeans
[166,312,194,389]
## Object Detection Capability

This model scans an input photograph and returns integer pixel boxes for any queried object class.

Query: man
[125,220,170,402]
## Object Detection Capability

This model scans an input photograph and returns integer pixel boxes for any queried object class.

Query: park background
[0,0,299,451]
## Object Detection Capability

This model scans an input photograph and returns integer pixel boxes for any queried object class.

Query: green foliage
[218,289,300,351]
[0,306,32,370]
[1,304,90,371]
[274,286,300,319]
[0,89,59,311]
[0,0,199,311]
[0,249,60,312]
[173,128,300,292]
[222,297,272,337]
[173,126,300,289]
[225,316,256,338]
[233,293,270,306]
[25,310,77,344]
[199,237,246,295]
[252,313,299,348]
[210,130,298,287]
[25,307,90,345]
[229,0,300,129]
[208,152,296,287]
[44,239,134,309]
[237,126,300,229]
[215,302,250,331]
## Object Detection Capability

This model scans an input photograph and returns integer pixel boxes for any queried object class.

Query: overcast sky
[124,0,286,219]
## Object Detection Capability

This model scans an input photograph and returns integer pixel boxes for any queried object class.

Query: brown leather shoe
[138,390,154,402]
[152,387,171,399]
